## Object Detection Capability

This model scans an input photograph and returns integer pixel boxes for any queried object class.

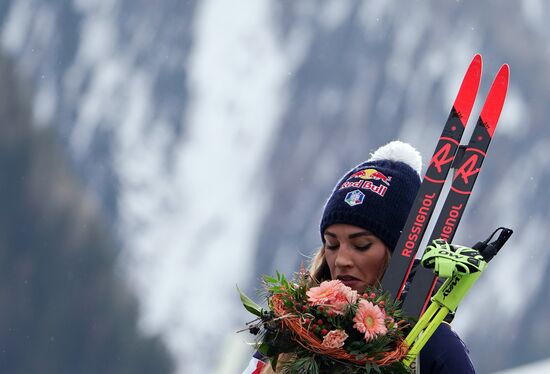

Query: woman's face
[323,224,388,293]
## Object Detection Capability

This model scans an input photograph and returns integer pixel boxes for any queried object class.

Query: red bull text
[340,180,388,197]
[340,168,392,197]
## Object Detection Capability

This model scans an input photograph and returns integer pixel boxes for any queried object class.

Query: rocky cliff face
[0,51,173,373]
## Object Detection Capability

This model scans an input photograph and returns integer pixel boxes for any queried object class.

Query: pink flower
[306,280,358,315]
[321,329,349,349]
[353,300,388,341]
[378,307,396,329]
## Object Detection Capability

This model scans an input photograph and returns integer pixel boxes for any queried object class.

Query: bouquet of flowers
[239,270,415,373]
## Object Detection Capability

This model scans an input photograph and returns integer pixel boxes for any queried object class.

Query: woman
[242,141,475,374]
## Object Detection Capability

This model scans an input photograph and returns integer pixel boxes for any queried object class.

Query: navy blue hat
[320,141,422,252]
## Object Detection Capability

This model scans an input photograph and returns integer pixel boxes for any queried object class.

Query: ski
[402,63,510,318]
[380,54,483,300]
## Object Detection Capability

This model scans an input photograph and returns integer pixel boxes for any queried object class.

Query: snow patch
[33,78,57,127]
[498,87,528,136]
[319,0,353,31]
[115,1,293,372]
[1,0,34,54]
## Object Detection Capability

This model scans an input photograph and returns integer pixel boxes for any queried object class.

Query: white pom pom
[368,140,422,175]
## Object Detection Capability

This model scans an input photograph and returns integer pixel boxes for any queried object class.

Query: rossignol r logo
[451,149,486,195]
[455,154,480,185]
[430,143,455,174]
[425,138,459,184]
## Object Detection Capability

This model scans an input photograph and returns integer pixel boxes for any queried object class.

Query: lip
[337,275,360,281]
[336,275,362,287]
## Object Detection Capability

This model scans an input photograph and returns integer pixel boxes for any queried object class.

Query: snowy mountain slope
[2,1,550,373]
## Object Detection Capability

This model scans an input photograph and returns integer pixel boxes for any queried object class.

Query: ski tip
[453,54,483,127]
[470,53,483,79]
[494,64,510,87]
[472,53,483,66]
[480,63,510,138]
[499,63,510,80]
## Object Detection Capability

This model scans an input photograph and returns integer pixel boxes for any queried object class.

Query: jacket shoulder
[419,323,475,374]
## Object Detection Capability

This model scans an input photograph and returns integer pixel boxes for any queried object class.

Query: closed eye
[356,243,372,251]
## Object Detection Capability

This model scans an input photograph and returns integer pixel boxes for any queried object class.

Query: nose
[334,243,354,269]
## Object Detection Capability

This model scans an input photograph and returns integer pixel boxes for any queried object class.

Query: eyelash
[356,243,372,251]
[325,243,372,251]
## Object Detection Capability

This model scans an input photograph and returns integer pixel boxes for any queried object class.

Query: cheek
[359,248,387,282]
[324,251,336,277]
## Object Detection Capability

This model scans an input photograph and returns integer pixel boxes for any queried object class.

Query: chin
[351,283,368,293]
[356,285,367,293]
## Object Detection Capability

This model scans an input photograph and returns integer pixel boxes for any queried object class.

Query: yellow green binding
[402,239,488,366]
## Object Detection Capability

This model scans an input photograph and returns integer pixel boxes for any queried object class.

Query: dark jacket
[419,322,475,373]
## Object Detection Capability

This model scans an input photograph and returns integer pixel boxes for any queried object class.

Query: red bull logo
[348,168,392,185]
[339,168,391,197]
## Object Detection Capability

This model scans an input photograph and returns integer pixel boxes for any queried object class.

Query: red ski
[402,64,510,318]
[381,55,483,300]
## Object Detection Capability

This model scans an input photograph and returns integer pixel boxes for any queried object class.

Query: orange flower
[321,329,349,349]
[353,300,387,342]
[306,280,358,315]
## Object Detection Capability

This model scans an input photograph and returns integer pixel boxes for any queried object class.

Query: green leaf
[262,274,278,283]
[258,342,269,356]
[236,285,263,317]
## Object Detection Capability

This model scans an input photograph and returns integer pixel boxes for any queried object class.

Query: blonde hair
[258,244,391,373]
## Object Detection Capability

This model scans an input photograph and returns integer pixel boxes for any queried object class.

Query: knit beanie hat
[320,141,422,252]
